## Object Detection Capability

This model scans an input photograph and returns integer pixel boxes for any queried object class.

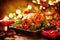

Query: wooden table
[14,34,60,40]
[14,35,46,40]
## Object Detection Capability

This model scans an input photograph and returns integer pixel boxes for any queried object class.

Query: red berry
[24,25,29,29]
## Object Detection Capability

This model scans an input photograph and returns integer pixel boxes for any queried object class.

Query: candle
[0,16,14,31]
[0,20,14,31]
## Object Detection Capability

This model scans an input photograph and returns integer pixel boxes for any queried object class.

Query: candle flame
[3,16,9,20]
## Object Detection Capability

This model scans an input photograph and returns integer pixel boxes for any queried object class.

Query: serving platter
[9,27,41,36]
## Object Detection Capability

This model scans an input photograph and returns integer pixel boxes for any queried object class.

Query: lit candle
[2,16,9,31]
[1,16,14,31]
[3,16,9,20]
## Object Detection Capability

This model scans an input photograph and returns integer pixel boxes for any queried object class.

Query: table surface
[15,35,46,40]
[14,34,60,40]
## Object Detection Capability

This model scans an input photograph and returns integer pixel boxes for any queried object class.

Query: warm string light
[13,13,16,16]
[9,13,13,18]
[17,14,22,18]
[32,0,36,3]
[56,0,58,3]
[27,5,32,10]
[14,17,17,20]
[16,9,21,14]
[43,7,45,9]
[48,11,51,14]
[40,5,43,10]
[44,0,46,2]
[48,0,52,5]
[37,0,40,4]
[16,9,22,18]
[3,0,59,21]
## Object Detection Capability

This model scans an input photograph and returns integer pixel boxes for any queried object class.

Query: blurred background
[0,0,33,19]
[0,0,60,19]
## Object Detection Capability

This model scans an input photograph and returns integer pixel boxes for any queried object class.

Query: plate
[9,27,40,36]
